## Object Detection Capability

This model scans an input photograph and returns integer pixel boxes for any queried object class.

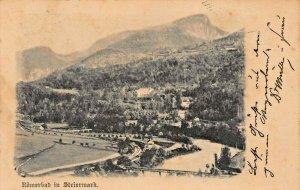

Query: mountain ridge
[18,14,228,81]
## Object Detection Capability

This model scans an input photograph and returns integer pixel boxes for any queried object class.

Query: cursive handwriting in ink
[263,135,274,178]
[269,58,284,103]
[264,167,275,178]
[249,102,265,137]
[267,16,291,46]
[259,49,273,124]
[269,57,295,103]
[253,31,260,57]
[252,69,259,89]
[247,15,295,179]
[247,147,263,175]
[287,58,295,71]
[265,135,269,165]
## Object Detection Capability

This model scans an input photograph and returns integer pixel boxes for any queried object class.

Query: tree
[156,148,166,157]
[118,140,128,154]
[117,156,132,166]
[41,123,47,129]
[140,149,156,167]
[139,115,152,126]
[217,147,231,170]
[103,159,116,172]
[125,137,131,144]
[181,120,189,132]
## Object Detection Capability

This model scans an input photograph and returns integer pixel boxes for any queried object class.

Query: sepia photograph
[0,0,299,190]
[15,12,245,178]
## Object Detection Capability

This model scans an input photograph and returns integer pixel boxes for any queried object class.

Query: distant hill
[18,14,227,81]
[78,14,227,68]
[33,30,244,91]
[106,14,226,53]
[17,47,74,81]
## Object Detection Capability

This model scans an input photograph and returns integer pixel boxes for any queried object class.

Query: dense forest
[17,31,245,148]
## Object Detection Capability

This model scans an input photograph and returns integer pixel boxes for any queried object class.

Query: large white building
[136,87,154,98]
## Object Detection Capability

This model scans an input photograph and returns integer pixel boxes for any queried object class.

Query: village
[17,118,244,177]
[15,16,246,177]
[23,86,243,137]
[18,85,243,145]
[15,85,244,178]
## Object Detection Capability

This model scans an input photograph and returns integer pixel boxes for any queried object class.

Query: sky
[1,0,249,55]
[1,0,297,56]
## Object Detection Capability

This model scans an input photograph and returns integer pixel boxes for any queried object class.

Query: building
[68,129,81,133]
[180,97,192,109]
[125,120,138,127]
[144,139,160,150]
[136,88,154,98]
[32,125,45,131]
[80,129,93,133]
[157,113,169,120]
[46,123,69,130]
[225,47,237,52]
[177,110,186,120]
[169,121,182,128]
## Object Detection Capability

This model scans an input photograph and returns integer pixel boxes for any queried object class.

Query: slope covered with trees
[17,31,245,148]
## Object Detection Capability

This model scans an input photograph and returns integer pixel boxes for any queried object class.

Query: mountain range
[18,14,228,81]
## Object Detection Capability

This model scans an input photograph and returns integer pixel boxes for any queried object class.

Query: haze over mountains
[18,14,228,81]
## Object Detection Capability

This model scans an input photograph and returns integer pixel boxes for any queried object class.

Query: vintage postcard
[0,0,299,190]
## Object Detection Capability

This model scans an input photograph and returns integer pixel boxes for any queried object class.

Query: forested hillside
[17,31,245,148]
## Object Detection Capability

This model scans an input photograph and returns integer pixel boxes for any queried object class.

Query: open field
[15,126,120,174]
[15,128,56,158]
[19,143,118,174]
[15,128,119,157]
